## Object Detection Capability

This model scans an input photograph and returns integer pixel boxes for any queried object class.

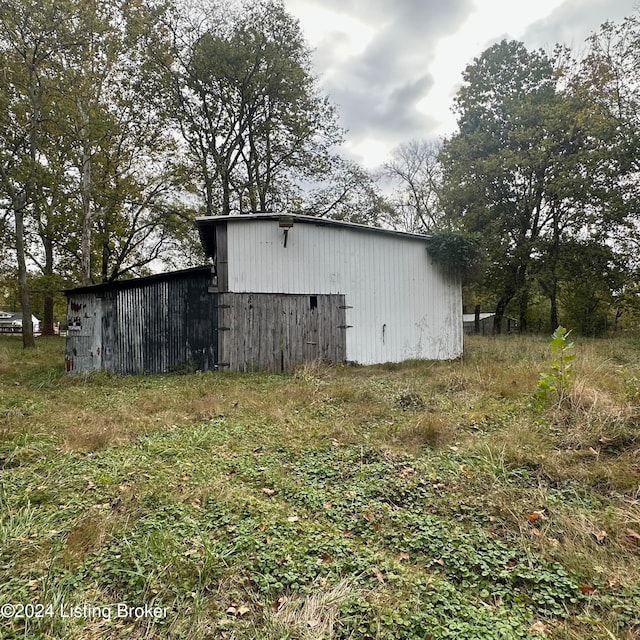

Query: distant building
[0,311,40,335]
[463,312,517,335]
[65,214,463,374]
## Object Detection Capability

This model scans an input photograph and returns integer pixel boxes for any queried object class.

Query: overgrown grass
[1,333,639,639]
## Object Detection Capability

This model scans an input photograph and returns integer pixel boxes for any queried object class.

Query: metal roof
[64,266,214,295]
[197,212,429,238]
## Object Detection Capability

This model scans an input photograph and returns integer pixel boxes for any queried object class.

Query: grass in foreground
[0,334,639,639]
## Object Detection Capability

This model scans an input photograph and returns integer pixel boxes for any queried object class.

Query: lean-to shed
[64,214,462,374]
[64,266,218,374]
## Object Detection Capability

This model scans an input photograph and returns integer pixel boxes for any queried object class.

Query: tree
[381,139,445,233]
[301,156,391,225]
[55,0,185,285]
[169,0,342,216]
[439,40,599,333]
[0,0,81,346]
[570,14,640,328]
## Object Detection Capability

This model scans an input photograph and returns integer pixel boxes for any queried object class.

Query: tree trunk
[14,202,36,348]
[80,144,93,285]
[518,286,529,334]
[493,297,508,335]
[41,236,54,336]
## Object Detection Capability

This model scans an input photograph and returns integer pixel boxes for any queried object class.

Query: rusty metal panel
[64,267,218,375]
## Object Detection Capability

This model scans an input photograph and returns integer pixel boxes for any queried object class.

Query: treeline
[1,1,638,344]
[383,17,640,336]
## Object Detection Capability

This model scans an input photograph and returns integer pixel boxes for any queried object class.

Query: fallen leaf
[287,515,299,522]
[271,596,288,612]
[237,605,250,617]
[433,558,445,566]
[529,621,548,636]
[363,512,375,523]
[526,512,540,523]
[608,577,621,588]
[530,528,541,536]
[580,584,596,595]
[372,567,385,583]
[432,483,447,490]
[261,488,276,496]
[307,617,321,629]
[323,502,333,509]
[397,551,410,563]
[592,530,608,544]
[399,467,415,477]
[226,606,237,616]
[622,528,640,551]
[320,553,333,563]
[625,528,640,541]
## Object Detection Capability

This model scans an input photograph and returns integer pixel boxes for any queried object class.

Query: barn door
[217,293,347,372]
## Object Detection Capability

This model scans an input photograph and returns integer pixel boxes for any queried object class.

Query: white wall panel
[225,218,462,364]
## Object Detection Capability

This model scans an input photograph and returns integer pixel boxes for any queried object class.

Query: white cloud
[284,0,635,168]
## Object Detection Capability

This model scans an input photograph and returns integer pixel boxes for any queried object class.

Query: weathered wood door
[217,293,347,372]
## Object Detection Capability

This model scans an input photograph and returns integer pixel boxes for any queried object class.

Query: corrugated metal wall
[224,220,462,364]
[65,270,218,374]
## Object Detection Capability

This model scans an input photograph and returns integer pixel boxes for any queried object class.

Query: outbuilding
[462,312,518,335]
[65,214,462,374]
[0,311,40,335]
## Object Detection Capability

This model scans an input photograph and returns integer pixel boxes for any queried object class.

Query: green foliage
[425,230,483,277]
[2,335,640,638]
[534,326,575,408]
[440,23,640,333]
[173,0,343,216]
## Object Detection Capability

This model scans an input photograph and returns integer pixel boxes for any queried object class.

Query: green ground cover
[1,334,639,639]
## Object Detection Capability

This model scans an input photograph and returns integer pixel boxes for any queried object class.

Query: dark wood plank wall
[218,293,347,372]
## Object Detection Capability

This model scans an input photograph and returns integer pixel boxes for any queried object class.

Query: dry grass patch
[394,413,457,450]
[268,579,356,639]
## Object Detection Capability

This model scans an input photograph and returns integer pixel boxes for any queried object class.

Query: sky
[282,0,636,168]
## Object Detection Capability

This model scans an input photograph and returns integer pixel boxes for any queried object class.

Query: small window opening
[310,295,318,309]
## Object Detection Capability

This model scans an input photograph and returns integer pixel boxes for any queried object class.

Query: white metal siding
[225,220,462,364]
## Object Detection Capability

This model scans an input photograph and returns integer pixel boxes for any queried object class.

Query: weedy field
[1,333,639,640]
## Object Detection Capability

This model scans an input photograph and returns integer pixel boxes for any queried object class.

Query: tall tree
[440,40,598,333]
[170,0,342,216]
[301,156,391,225]
[0,0,81,346]
[570,14,640,324]
[56,0,183,285]
[381,139,445,233]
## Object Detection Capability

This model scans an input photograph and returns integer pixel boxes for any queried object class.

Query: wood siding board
[218,293,344,372]
[217,223,228,292]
